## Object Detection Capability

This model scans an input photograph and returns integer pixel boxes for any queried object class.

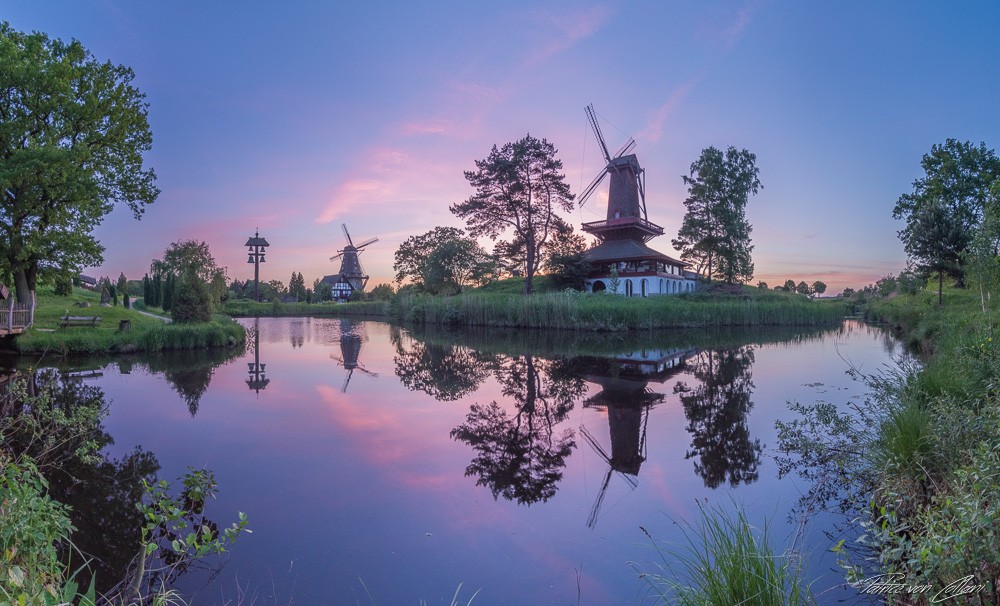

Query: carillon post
[245,229,269,302]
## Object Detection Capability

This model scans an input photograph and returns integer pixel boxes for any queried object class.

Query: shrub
[171,270,212,323]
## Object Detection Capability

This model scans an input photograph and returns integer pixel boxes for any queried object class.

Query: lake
[27,317,901,604]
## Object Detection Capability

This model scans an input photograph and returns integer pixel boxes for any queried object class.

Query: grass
[222,298,388,318]
[10,285,245,355]
[390,287,847,331]
[637,503,814,606]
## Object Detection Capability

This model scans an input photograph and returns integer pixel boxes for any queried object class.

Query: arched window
[659,279,664,294]
[625,280,633,296]
[641,279,647,297]
[592,280,606,293]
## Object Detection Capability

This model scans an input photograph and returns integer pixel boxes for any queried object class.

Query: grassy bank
[222,298,388,318]
[782,283,1000,601]
[10,286,244,355]
[390,287,847,330]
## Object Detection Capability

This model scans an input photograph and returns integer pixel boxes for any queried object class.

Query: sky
[4,1,1000,294]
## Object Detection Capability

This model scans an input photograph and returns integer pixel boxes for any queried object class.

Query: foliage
[170,270,213,324]
[811,281,827,296]
[893,139,1000,294]
[636,503,814,606]
[394,226,465,284]
[672,146,761,284]
[367,282,395,301]
[151,240,228,308]
[451,134,574,294]
[53,273,73,296]
[0,22,158,304]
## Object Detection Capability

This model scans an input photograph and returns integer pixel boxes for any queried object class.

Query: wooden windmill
[327,224,378,302]
[578,104,695,297]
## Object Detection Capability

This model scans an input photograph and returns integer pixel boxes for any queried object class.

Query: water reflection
[331,319,377,392]
[391,326,495,401]
[451,356,584,505]
[570,347,694,526]
[246,318,270,393]
[674,346,762,488]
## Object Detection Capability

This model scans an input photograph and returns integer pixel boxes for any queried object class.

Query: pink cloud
[527,5,613,65]
[641,76,704,143]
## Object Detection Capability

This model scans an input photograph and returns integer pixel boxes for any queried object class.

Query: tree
[394,226,465,285]
[757,281,768,290]
[368,283,395,301]
[783,279,796,292]
[313,278,332,302]
[672,146,761,284]
[451,135,574,294]
[811,281,827,297]
[394,227,496,294]
[796,281,811,295]
[150,240,228,308]
[893,139,1000,293]
[0,24,158,304]
[171,270,212,323]
[288,272,306,301]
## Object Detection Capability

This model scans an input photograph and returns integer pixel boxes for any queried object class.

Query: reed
[391,290,846,331]
[637,504,814,606]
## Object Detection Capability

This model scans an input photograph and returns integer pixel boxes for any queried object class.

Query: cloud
[525,5,612,65]
[641,76,703,143]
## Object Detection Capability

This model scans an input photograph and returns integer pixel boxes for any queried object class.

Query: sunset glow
[5,2,1000,294]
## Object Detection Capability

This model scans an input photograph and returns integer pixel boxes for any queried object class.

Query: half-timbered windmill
[578,104,697,297]
[325,224,378,302]
[329,320,378,392]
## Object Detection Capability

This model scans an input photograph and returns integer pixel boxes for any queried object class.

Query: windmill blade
[342,368,353,393]
[356,363,378,377]
[578,168,609,208]
[585,104,612,163]
[329,252,344,261]
[614,138,636,159]
[342,223,354,247]
[354,237,379,250]
[637,169,647,220]
[586,468,614,530]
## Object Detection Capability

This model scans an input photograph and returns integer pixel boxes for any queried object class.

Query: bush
[171,271,212,323]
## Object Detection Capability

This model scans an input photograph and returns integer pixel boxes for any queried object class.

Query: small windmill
[328,224,378,301]
[329,320,378,392]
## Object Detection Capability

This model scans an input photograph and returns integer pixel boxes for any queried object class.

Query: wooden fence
[1,299,34,334]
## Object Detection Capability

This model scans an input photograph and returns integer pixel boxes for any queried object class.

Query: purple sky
[5,1,1000,293]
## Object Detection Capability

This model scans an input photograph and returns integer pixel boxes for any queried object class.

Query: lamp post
[245,229,269,302]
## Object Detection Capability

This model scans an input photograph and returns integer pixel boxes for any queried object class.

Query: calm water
[34,318,900,604]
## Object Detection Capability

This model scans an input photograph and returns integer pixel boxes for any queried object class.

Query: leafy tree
[171,270,212,323]
[672,146,761,284]
[312,278,332,302]
[116,273,128,300]
[783,279,796,292]
[423,238,497,295]
[451,134,574,294]
[0,23,158,304]
[368,283,395,301]
[123,291,130,309]
[142,274,152,305]
[161,272,174,312]
[108,283,118,306]
[150,240,228,307]
[841,287,856,299]
[53,274,73,296]
[394,226,465,285]
[757,281,768,290]
[893,139,1000,293]
[543,221,592,290]
[796,281,811,295]
[811,281,827,297]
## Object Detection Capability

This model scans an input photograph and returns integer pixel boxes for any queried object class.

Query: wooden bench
[59,315,102,328]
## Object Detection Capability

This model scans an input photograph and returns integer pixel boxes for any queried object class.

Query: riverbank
[789,284,1000,600]
[8,286,244,355]
[224,286,847,330]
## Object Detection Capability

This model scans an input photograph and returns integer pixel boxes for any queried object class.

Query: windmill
[578,104,662,242]
[327,224,378,302]
[576,105,696,297]
[329,320,378,392]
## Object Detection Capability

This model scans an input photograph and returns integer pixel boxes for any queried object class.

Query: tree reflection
[673,346,762,488]
[141,348,244,416]
[450,356,583,505]
[391,327,495,401]
[1,372,161,594]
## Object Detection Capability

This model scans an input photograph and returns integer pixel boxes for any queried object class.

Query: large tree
[150,240,228,308]
[672,146,761,284]
[451,135,574,294]
[0,23,158,303]
[893,139,1000,293]
[393,226,496,294]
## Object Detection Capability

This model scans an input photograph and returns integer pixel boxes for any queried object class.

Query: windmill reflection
[246,318,270,394]
[576,347,693,528]
[330,319,377,392]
